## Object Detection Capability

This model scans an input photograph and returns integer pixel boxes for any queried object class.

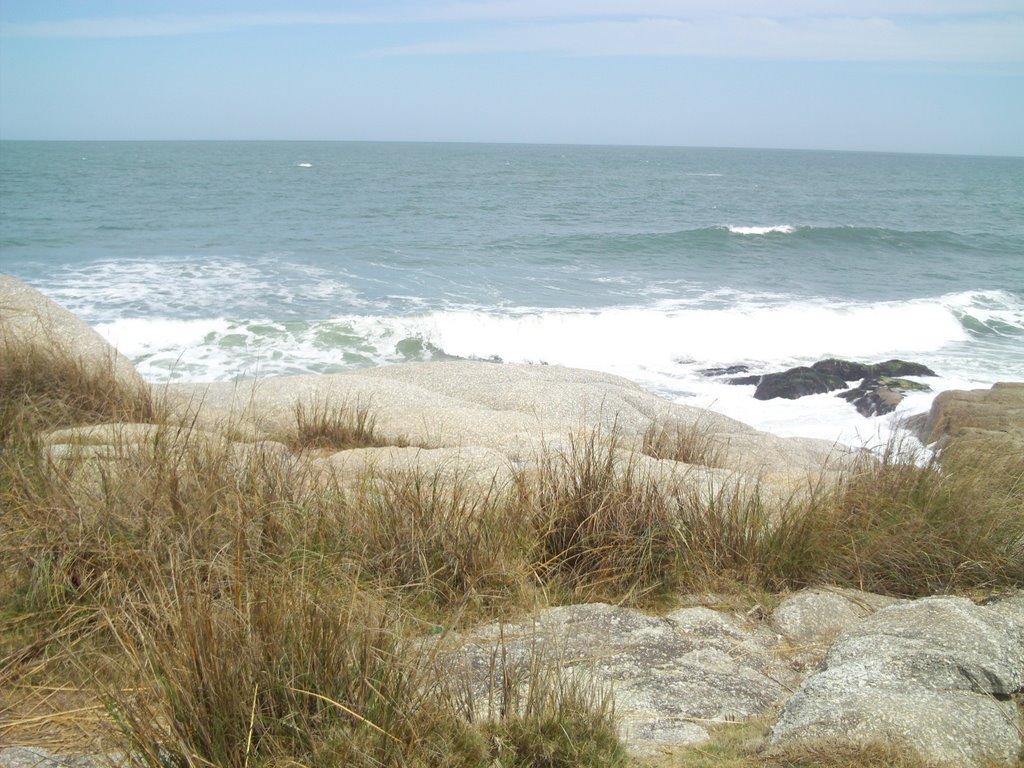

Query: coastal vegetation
[1,337,1021,766]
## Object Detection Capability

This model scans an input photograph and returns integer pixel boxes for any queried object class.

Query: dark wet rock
[769,595,1024,767]
[810,358,874,380]
[749,359,937,412]
[753,367,847,400]
[837,376,933,417]
[872,359,937,377]
[699,365,751,377]
[812,358,936,380]
[727,374,762,386]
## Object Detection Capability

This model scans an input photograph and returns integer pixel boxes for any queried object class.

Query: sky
[1,1,1022,155]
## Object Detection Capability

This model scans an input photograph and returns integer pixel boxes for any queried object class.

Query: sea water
[2,141,1022,448]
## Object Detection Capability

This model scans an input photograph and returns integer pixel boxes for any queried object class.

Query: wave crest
[726,225,796,235]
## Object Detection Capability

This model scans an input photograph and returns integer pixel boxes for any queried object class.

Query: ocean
[2,141,1022,448]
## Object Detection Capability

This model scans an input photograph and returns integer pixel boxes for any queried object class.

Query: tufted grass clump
[520,430,684,602]
[110,566,461,768]
[642,417,729,469]
[285,395,400,452]
[313,469,532,617]
[820,438,1024,597]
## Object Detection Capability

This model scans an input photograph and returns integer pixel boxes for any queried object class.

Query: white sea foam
[95,296,994,383]
[296,162,313,168]
[39,257,369,324]
[942,289,1024,332]
[727,225,797,235]
[398,298,968,372]
[90,292,1020,447]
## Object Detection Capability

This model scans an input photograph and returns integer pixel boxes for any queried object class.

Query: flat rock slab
[161,362,856,500]
[770,587,904,646]
[770,594,1024,767]
[0,748,126,768]
[438,601,806,758]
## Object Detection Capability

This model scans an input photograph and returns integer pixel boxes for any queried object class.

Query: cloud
[373,15,1024,62]
[2,2,1021,64]
[425,0,1024,21]
[0,12,382,39]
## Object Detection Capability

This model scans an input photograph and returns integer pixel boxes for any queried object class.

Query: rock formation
[915,381,1024,450]
[716,357,938,417]
[0,273,143,393]
[769,594,1024,767]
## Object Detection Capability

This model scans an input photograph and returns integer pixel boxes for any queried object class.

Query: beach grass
[522,429,682,603]
[2,339,1022,765]
[284,394,401,452]
[641,417,729,469]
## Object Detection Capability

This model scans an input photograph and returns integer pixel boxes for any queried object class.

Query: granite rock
[770,595,1024,767]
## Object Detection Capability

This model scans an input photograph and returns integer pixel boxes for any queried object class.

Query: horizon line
[0,137,1020,160]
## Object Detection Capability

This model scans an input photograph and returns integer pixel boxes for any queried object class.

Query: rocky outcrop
[6,589,1022,764]
[769,594,1024,767]
[721,358,937,417]
[437,600,807,758]
[752,366,847,400]
[915,381,1024,448]
[836,375,932,417]
[158,360,855,496]
[0,274,857,499]
[438,588,1024,762]
[0,273,143,392]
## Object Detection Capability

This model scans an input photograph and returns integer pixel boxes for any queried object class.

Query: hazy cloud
[2,2,1021,63]
[0,12,382,39]
[373,15,1024,62]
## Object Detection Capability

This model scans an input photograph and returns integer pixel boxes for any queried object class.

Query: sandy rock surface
[916,381,1024,447]
[0,273,143,392]
[159,361,854,498]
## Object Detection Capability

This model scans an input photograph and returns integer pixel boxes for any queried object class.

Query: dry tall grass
[642,418,728,468]
[0,337,155,436]
[285,395,400,452]
[3,337,1022,766]
[520,430,682,602]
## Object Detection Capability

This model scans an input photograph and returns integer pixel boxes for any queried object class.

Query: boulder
[837,376,932,417]
[753,367,847,400]
[439,601,803,757]
[770,588,903,645]
[918,382,1024,445]
[769,595,1024,767]
[0,274,143,392]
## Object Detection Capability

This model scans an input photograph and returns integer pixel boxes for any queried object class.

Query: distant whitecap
[727,225,796,235]
[296,162,313,168]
